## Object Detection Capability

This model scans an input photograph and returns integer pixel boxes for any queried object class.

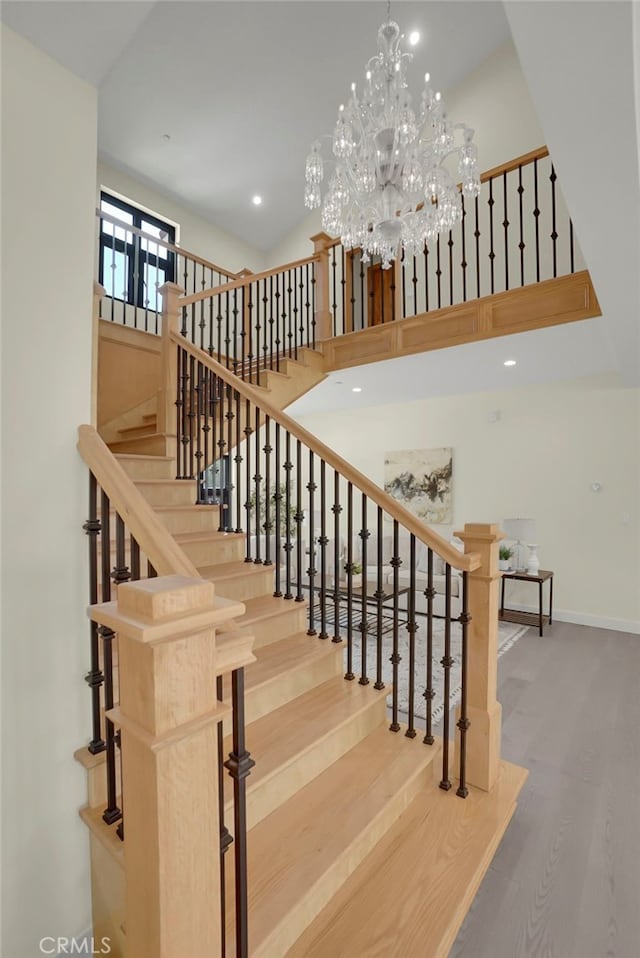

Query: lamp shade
[503,517,537,543]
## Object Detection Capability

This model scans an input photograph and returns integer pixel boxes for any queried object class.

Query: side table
[499,569,554,637]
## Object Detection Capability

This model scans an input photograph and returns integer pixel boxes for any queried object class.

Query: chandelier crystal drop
[304,19,481,268]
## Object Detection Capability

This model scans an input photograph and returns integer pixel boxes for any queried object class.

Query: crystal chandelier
[304,18,481,268]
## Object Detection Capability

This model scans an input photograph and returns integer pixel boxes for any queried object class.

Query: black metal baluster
[297,268,304,356]
[225,386,234,529]
[109,229,116,322]
[550,164,558,278]
[331,245,338,336]
[246,283,254,384]
[503,170,510,291]
[274,423,282,596]
[440,564,453,790]
[423,549,435,745]
[253,405,262,562]
[208,271,215,357]
[518,164,525,287]
[84,473,105,754]
[488,177,495,294]
[318,461,328,640]
[224,669,255,958]
[287,269,294,359]
[294,440,304,602]
[195,362,204,499]
[401,250,407,319]
[217,374,226,532]
[305,263,312,346]
[111,513,131,587]
[474,195,481,298]
[130,534,140,582]
[423,245,429,314]
[147,561,157,578]
[202,368,211,495]
[216,675,232,958]
[332,473,342,644]
[263,416,272,565]
[232,289,239,375]
[216,296,223,365]
[534,158,541,283]
[359,494,370,685]
[281,272,288,364]
[284,431,293,599]
[115,730,124,840]
[234,390,243,533]
[307,452,316,635]
[180,303,188,338]
[100,490,121,825]
[188,354,196,478]
[461,194,467,302]
[436,234,442,308]
[374,507,384,690]
[199,273,206,351]
[269,276,275,371]
[570,220,575,274]
[177,345,187,479]
[224,291,231,370]
[341,247,347,332]
[389,520,401,731]
[345,482,355,679]
[448,228,454,305]
[275,274,281,372]
[359,256,365,328]
[406,535,417,738]
[456,572,470,798]
[256,281,263,380]
[244,398,253,560]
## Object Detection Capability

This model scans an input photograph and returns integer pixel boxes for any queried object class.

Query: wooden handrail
[479,145,549,185]
[77,424,198,578]
[180,253,321,308]
[169,332,480,573]
[95,209,237,280]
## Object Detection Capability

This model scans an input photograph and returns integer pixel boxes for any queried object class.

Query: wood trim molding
[321,271,601,371]
[168,332,480,573]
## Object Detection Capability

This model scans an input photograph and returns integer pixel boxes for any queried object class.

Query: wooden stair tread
[286,760,528,958]
[113,454,172,463]
[133,478,195,486]
[153,503,218,513]
[224,678,383,797]
[199,559,273,581]
[173,530,245,546]
[229,723,439,956]
[234,594,307,627]
[243,632,340,692]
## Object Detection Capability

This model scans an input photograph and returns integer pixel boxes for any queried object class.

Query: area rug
[342,618,529,722]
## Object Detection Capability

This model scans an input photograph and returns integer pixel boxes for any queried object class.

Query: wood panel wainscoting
[319,270,601,371]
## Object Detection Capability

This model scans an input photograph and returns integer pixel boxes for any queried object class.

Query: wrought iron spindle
[448,228,454,305]
[456,572,470,798]
[423,243,429,314]
[224,669,255,958]
[474,195,481,299]
[359,494,370,685]
[224,291,231,371]
[195,363,204,495]
[331,244,338,336]
[111,513,131,587]
[253,405,262,562]
[284,431,293,599]
[569,220,575,274]
[217,375,227,531]
[268,276,275,369]
[244,398,253,561]
[332,472,342,644]
[84,473,105,754]
[440,564,453,790]
[461,195,468,302]
[423,549,435,745]
[374,507,384,690]
[275,273,281,371]
[436,234,442,308]
[488,177,495,294]
[99,489,121,825]
[188,353,196,479]
[287,269,293,359]
[389,519,401,731]
[202,369,211,494]
[234,390,243,532]
[294,440,304,602]
[263,417,272,565]
[503,170,510,291]
[216,296,223,365]
[274,423,282,596]
[318,461,328,640]
[550,164,558,278]
[307,452,316,635]
[534,158,541,283]
[130,535,141,581]
[406,535,417,738]
[115,730,124,840]
[345,481,355,680]
[518,164,525,287]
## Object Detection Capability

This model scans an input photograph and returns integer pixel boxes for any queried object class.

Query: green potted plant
[343,561,363,586]
[499,545,513,572]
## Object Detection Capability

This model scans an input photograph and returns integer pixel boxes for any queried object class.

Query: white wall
[293,374,640,633]
[1,26,97,955]
[97,159,266,275]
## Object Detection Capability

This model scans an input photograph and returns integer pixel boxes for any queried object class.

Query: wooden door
[367,263,395,326]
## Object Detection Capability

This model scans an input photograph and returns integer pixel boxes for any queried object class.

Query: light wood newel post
[91,283,105,427]
[311,232,333,341]
[89,575,227,958]
[158,282,184,459]
[454,523,504,791]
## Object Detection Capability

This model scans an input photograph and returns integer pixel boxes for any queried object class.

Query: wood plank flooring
[450,620,640,958]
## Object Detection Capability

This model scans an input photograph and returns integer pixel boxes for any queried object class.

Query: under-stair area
[77,448,526,957]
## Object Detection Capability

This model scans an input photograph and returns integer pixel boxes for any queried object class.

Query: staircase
[77,444,526,957]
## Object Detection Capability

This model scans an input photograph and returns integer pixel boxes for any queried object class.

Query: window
[99,192,176,312]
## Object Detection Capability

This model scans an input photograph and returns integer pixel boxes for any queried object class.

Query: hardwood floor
[450,619,640,958]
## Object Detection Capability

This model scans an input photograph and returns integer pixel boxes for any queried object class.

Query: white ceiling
[2,1,639,398]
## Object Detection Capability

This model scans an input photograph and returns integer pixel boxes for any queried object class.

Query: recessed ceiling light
[504,359,517,367]
[252,195,263,206]
[352,386,362,393]
[162,133,171,141]
[408,31,421,46]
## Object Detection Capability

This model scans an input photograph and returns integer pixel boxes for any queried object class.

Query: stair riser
[134,481,198,507]
[115,456,174,480]
[211,569,275,602]
[227,694,387,831]
[249,604,309,647]
[117,423,157,440]
[180,536,245,568]
[156,507,220,535]
[256,760,434,958]
[222,648,343,735]
[109,435,168,456]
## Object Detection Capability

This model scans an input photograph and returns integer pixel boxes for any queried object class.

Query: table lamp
[502,518,538,574]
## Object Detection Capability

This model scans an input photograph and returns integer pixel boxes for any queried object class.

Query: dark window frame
[99,192,176,310]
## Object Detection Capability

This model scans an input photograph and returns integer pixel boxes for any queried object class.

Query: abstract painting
[384,447,453,523]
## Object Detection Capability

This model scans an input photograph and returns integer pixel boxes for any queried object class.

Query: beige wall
[1,26,97,954]
[97,159,266,276]
[293,374,640,633]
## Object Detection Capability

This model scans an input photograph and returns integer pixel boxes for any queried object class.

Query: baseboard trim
[504,601,640,635]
